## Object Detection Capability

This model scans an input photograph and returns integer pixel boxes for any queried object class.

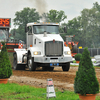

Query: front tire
[62,62,70,71]
[28,55,37,71]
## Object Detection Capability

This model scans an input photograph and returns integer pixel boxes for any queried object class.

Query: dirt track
[8,66,100,91]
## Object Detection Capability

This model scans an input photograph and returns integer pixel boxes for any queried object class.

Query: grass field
[0,83,100,100]
[0,83,79,100]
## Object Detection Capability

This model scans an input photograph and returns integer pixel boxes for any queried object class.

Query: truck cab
[13,22,72,71]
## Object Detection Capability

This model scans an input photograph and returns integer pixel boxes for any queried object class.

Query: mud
[8,67,100,91]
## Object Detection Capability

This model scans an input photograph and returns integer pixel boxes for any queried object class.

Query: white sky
[0,0,100,29]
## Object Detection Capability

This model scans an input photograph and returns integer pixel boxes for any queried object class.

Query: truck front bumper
[34,56,72,63]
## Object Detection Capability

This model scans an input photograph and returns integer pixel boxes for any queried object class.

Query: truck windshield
[33,25,59,34]
[0,29,8,41]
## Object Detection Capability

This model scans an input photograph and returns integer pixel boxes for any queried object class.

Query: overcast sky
[0,0,100,29]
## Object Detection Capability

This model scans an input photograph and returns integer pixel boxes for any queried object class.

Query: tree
[66,17,82,46]
[74,47,99,95]
[80,2,100,48]
[14,7,40,27]
[60,17,82,46]
[0,42,12,79]
[59,2,100,48]
[13,7,40,42]
[10,28,24,42]
[47,9,67,23]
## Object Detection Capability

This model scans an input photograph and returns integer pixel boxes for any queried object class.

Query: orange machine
[0,18,22,52]
[64,35,79,57]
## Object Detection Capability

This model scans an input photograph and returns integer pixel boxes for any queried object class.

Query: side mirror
[64,27,67,33]
[25,26,28,33]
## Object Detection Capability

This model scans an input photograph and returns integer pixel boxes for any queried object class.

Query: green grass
[0,83,100,100]
[73,60,76,63]
[0,83,78,100]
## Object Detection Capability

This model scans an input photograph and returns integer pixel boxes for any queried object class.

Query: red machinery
[64,35,79,57]
[0,18,23,52]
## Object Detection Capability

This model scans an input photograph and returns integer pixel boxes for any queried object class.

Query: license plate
[50,60,58,62]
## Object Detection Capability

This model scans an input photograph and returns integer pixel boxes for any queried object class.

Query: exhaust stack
[44,31,47,37]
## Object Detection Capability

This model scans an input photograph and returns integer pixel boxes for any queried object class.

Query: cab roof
[27,22,59,27]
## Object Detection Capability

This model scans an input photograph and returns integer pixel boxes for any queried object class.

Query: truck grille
[45,41,63,57]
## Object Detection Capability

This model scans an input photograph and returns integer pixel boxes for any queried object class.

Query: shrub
[74,47,99,95]
[0,42,12,79]
[74,53,82,61]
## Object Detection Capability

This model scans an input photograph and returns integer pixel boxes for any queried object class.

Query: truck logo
[53,39,55,43]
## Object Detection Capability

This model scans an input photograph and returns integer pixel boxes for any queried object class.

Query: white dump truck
[13,22,72,71]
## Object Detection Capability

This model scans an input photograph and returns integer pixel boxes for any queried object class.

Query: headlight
[33,51,41,55]
[64,51,71,55]
[67,51,71,55]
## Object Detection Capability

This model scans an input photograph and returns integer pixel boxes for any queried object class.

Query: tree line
[10,2,100,48]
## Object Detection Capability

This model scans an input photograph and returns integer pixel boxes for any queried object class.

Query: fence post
[97,48,98,55]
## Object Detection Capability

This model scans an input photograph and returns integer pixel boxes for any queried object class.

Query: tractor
[64,35,79,57]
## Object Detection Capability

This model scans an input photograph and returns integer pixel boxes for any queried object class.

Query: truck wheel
[62,62,70,71]
[48,67,54,71]
[28,55,37,71]
[13,54,25,70]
